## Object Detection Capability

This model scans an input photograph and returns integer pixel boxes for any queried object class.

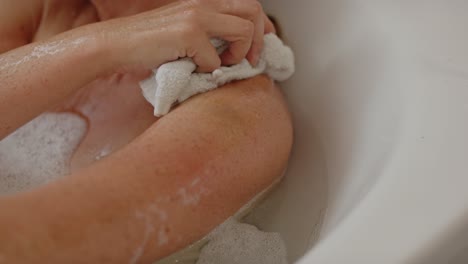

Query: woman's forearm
[0,76,292,264]
[0,30,112,139]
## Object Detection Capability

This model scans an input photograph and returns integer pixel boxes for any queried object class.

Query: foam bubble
[0,113,87,194]
[196,219,288,264]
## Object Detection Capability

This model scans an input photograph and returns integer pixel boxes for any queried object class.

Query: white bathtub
[252,0,468,263]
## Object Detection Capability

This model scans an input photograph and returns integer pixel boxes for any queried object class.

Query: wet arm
[0,76,293,263]
[0,27,116,140]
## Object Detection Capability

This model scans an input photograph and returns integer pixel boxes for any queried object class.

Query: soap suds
[0,113,87,194]
[131,210,156,264]
[191,178,201,187]
[95,144,112,161]
[132,202,171,262]
[148,204,168,222]
[196,219,288,264]
[177,187,204,206]
[177,177,208,206]
[31,40,67,57]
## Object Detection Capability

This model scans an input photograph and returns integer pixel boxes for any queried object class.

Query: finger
[213,0,261,19]
[191,35,222,73]
[264,13,276,34]
[202,13,254,65]
[211,0,265,66]
[246,10,264,66]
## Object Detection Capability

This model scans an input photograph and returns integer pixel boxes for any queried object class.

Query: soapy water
[197,219,288,264]
[0,112,290,264]
[0,113,87,194]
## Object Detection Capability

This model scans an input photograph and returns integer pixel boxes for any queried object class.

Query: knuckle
[181,11,206,35]
[240,1,262,21]
[251,1,263,15]
[242,21,255,37]
[242,0,262,17]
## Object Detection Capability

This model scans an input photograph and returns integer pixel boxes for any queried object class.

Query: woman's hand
[0,0,275,139]
[91,0,273,73]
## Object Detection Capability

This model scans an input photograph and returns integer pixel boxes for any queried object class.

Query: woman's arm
[0,0,269,140]
[0,32,111,140]
[0,75,293,263]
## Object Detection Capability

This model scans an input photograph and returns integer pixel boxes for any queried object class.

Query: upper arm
[0,0,43,54]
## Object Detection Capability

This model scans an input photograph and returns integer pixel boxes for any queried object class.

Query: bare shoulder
[0,0,44,53]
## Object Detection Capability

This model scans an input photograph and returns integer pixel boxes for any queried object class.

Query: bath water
[0,113,87,194]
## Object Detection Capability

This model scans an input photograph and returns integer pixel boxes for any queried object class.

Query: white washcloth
[140,33,295,117]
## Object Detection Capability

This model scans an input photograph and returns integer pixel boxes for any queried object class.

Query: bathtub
[252,0,468,263]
